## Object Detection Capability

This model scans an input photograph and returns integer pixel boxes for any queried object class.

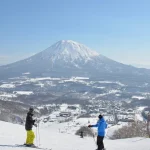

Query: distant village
[39,99,147,125]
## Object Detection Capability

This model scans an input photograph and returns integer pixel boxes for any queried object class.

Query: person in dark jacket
[88,115,107,150]
[80,131,84,138]
[25,107,37,146]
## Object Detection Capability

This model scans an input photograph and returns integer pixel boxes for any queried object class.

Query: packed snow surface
[0,119,149,150]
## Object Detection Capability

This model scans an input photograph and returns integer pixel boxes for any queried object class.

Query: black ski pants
[97,136,104,150]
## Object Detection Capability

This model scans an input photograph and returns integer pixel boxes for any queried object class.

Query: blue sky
[0,0,150,67]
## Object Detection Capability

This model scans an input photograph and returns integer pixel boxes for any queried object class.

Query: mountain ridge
[0,40,150,80]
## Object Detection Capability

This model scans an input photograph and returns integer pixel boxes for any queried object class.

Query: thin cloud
[0,55,11,59]
[0,53,35,66]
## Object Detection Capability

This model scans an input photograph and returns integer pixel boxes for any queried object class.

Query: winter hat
[29,107,34,112]
[98,114,103,119]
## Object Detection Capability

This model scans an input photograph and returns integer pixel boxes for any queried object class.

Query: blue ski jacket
[91,118,107,136]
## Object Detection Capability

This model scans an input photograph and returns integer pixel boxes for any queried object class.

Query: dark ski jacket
[25,112,35,130]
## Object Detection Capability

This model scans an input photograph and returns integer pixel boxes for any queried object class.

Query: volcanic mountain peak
[38,40,100,62]
[0,40,150,80]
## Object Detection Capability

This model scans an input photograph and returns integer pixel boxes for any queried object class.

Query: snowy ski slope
[0,120,149,150]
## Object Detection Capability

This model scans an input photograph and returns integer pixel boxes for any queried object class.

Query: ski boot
[26,144,36,147]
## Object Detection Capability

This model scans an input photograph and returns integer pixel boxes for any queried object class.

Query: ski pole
[36,124,39,147]
[92,133,97,145]
[38,122,41,146]
[89,128,97,146]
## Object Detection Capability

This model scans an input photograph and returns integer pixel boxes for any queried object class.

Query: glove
[88,125,92,128]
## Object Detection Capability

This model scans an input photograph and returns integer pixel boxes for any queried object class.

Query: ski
[15,144,52,150]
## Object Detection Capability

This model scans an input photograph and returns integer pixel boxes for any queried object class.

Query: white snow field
[0,120,149,150]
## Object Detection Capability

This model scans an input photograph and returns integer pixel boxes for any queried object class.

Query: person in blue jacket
[88,115,107,150]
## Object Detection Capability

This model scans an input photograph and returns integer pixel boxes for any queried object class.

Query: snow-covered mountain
[38,40,100,62]
[0,40,150,80]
